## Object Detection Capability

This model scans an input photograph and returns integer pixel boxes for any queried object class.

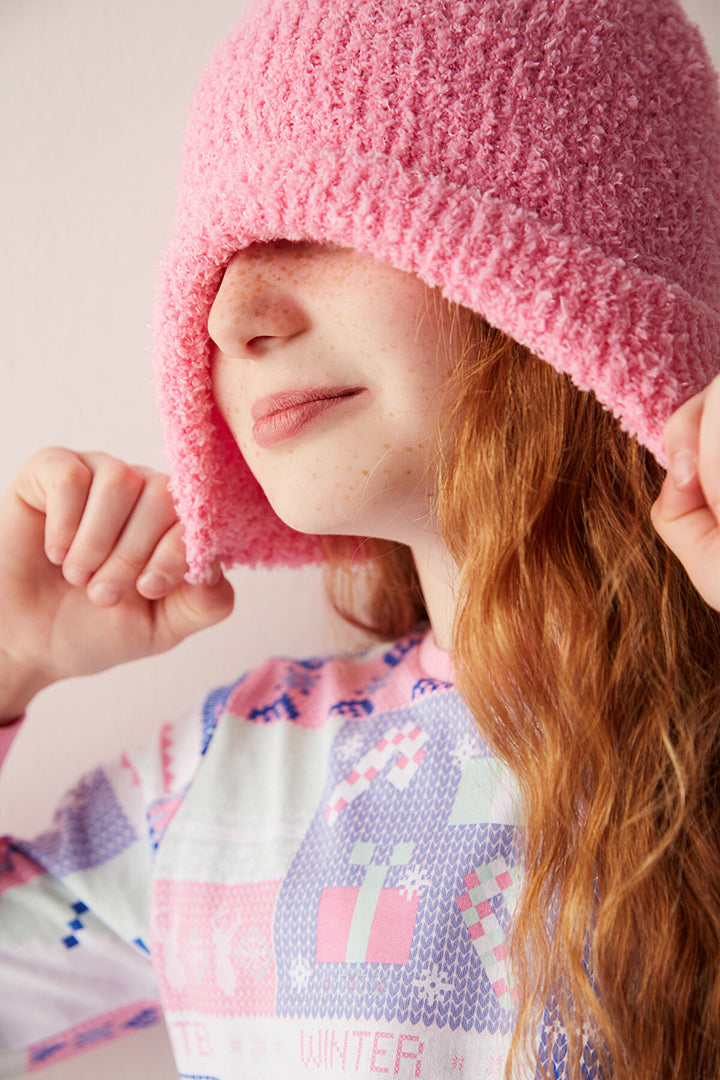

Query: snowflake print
[235,926,271,980]
[449,729,482,769]
[336,731,367,763]
[451,1054,465,1071]
[482,1053,506,1078]
[397,866,431,901]
[289,956,314,990]
[183,928,211,983]
[363,669,393,696]
[412,962,453,1006]
[277,666,320,695]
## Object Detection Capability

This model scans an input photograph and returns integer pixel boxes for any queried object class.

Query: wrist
[0,650,51,724]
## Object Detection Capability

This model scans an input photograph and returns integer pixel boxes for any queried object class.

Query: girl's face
[209,241,462,545]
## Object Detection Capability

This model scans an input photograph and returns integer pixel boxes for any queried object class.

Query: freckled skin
[210,241,463,547]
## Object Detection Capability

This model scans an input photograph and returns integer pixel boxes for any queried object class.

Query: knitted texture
[153,0,720,579]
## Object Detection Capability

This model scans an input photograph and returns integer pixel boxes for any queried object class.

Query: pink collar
[419,628,453,684]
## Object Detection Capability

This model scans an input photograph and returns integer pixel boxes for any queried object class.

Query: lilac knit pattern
[153,0,720,579]
[273,699,518,1036]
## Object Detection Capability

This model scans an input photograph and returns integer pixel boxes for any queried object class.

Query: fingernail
[202,563,222,586]
[88,581,121,606]
[137,571,168,598]
[669,450,697,489]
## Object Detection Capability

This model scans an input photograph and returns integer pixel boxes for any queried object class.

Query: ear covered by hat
[153,0,720,581]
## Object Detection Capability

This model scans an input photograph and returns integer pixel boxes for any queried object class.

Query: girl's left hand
[651,373,720,613]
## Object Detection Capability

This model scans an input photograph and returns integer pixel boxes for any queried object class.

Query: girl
[1,0,720,1078]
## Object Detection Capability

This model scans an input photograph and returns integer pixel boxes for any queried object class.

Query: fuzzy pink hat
[154,0,720,580]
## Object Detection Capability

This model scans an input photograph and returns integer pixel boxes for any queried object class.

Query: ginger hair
[325,308,720,1079]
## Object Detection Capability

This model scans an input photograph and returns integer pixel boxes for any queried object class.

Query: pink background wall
[1,0,718,1075]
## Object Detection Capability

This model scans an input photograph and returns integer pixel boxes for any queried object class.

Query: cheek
[211,353,251,448]
[249,413,436,540]
[212,357,281,495]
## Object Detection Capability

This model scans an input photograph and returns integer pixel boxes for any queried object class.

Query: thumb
[157,574,235,648]
[651,382,720,612]
[651,387,707,527]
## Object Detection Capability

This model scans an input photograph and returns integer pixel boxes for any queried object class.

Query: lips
[251,386,365,448]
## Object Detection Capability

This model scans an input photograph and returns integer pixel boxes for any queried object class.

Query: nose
[207,247,311,358]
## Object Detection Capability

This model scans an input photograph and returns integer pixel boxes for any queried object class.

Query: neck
[411,536,458,652]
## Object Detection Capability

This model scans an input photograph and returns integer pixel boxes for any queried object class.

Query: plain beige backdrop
[1,0,719,1076]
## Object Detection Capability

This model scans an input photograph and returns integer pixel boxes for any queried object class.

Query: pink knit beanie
[154,0,720,580]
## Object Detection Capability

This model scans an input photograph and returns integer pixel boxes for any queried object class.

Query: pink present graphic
[316,842,418,965]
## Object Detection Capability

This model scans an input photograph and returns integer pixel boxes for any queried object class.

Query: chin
[262,480,429,546]
[266,496,349,538]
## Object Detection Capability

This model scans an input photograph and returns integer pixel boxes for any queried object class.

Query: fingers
[654,389,707,520]
[61,459,147,586]
[81,473,184,605]
[15,448,190,607]
[698,375,720,520]
[134,522,188,600]
[657,375,720,514]
[651,374,720,612]
[653,376,720,523]
[41,452,97,565]
[158,574,235,646]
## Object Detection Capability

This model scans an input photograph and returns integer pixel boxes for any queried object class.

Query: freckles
[238,436,258,462]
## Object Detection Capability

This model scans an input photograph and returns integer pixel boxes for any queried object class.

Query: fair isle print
[412,676,453,698]
[383,637,426,669]
[22,769,137,876]
[222,634,428,734]
[225,655,328,726]
[61,899,90,949]
[157,1013,512,1078]
[201,682,238,755]
[26,1001,160,1072]
[151,879,280,1017]
[324,723,429,826]
[273,689,520,1037]
[147,791,187,852]
[147,686,239,853]
[533,1004,603,1080]
[298,1027,425,1074]
[455,859,522,1011]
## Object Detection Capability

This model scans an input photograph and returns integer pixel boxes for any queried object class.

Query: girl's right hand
[0,448,234,722]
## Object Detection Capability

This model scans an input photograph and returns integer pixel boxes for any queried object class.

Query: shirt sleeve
[0,679,237,1077]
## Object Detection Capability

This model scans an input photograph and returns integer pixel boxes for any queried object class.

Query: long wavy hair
[324,306,720,1080]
